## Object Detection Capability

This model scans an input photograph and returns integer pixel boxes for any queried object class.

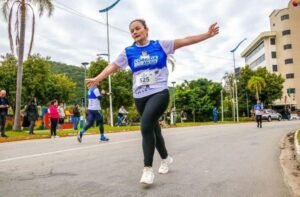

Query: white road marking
[0,123,249,164]
[0,138,140,163]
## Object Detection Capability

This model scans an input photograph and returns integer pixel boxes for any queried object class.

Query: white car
[262,109,282,121]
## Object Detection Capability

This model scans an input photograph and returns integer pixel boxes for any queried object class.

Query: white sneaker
[140,167,154,185]
[158,156,173,174]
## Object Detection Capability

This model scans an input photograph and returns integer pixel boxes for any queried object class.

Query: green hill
[49,61,85,105]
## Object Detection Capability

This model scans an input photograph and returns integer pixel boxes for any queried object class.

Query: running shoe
[140,167,154,185]
[158,156,173,174]
[77,131,83,143]
[100,137,109,142]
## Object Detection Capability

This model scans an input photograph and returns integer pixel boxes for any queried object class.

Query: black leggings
[83,113,104,135]
[50,118,58,136]
[134,89,170,167]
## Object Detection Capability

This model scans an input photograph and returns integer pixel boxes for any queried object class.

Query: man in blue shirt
[77,86,109,143]
[254,100,264,128]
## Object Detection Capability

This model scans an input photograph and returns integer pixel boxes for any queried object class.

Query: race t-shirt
[88,87,101,110]
[113,40,175,98]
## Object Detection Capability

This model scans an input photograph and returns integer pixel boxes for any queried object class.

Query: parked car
[262,109,282,121]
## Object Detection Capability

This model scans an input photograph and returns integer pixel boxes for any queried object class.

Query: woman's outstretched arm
[174,22,219,50]
[86,63,119,87]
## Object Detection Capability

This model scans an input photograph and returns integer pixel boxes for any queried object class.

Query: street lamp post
[171,81,176,109]
[230,38,247,122]
[171,81,176,125]
[96,53,113,125]
[99,0,121,127]
[246,90,249,117]
[221,89,224,122]
[81,62,89,124]
[221,79,225,122]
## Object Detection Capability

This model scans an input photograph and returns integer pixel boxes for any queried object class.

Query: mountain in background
[49,61,85,105]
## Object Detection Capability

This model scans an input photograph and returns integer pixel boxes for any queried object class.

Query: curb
[294,130,300,163]
[279,131,300,197]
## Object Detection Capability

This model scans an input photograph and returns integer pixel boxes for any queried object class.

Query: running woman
[86,19,219,185]
[77,86,109,143]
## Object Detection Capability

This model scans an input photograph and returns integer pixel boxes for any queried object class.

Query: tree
[49,61,85,104]
[1,0,54,130]
[254,67,284,105]
[0,54,17,109]
[248,76,266,101]
[175,79,222,121]
[222,72,236,119]
[22,54,51,104]
[237,66,284,115]
[45,74,76,104]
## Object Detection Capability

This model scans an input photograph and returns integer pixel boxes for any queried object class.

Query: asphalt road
[0,120,299,197]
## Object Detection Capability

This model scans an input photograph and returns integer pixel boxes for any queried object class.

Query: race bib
[136,71,156,86]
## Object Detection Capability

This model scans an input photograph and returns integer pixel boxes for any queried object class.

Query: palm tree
[1,0,54,130]
[247,76,266,101]
[223,72,235,120]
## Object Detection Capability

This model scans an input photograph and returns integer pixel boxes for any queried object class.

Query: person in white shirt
[58,103,65,130]
[77,86,109,143]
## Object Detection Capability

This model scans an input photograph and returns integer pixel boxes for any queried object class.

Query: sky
[0,0,290,84]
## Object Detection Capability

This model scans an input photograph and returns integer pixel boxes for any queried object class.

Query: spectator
[180,110,187,123]
[48,99,60,138]
[72,104,81,130]
[287,107,291,121]
[25,98,38,135]
[58,103,65,130]
[212,107,218,122]
[0,90,9,137]
[117,105,128,126]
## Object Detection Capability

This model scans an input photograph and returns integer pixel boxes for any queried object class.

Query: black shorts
[59,118,65,124]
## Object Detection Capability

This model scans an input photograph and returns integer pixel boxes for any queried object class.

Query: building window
[286,73,294,79]
[281,14,289,21]
[285,59,294,64]
[250,54,265,68]
[245,42,264,62]
[287,88,296,94]
[272,65,278,72]
[283,44,292,50]
[270,38,276,45]
[271,52,277,58]
[282,30,291,36]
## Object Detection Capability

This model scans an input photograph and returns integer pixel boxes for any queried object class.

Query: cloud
[0,0,288,84]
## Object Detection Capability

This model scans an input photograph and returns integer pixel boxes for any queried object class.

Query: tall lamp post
[99,0,121,126]
[221,79,225,122]
[171,81,176,109]
[81,62,89,123]
[230,38,247,122]
[171,81,176,125]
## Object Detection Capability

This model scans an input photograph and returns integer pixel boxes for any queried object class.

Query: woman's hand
[207,22,219,37]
